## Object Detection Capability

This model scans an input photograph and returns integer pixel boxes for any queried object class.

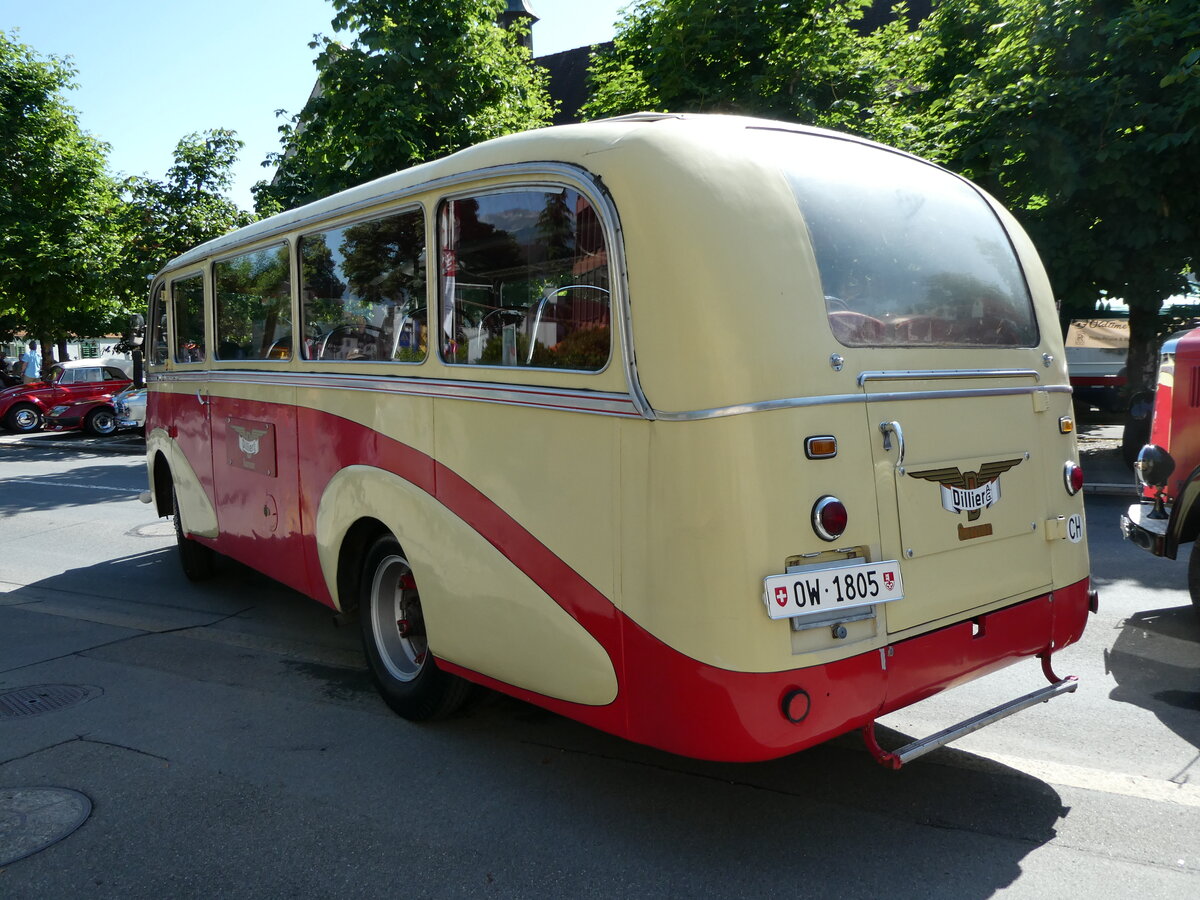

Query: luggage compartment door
[864,374,1054,633]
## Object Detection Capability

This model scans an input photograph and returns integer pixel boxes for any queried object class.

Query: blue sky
[0,0,626,210]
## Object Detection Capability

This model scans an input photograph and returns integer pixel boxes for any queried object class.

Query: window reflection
[172,274,205,364]
[774,135,1038,348]
[214,244,292,360]
[439,188,610,371]
[300,209,427,363]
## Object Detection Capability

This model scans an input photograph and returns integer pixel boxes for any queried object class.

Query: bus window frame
[147,279,169,370]
[297,202,431,367]
[435,181,616,378]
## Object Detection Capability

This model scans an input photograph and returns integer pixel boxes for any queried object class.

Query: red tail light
[812,496,848,541]
[1063,461,1084,496]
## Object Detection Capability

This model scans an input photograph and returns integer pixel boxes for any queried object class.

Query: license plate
[763,559,904,620]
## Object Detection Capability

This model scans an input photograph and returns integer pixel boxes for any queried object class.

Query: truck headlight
[1134,444,1175,490]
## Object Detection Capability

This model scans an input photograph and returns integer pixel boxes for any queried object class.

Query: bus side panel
[148,386,218,537]
[207,388,308,594]
[431,400,620,631]
[300,407,620,707]
[296,390,437,607]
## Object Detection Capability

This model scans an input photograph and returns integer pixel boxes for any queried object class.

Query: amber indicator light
[1059,416,1075,434]
[805,436,838,459]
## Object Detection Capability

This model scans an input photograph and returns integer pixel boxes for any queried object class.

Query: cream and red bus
[143,114,1094,766]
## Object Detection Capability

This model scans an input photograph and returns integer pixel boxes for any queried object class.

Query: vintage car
[45,383,146,436]
[113,385,146,432]
[0,358,132,434]
[1121,328,1200,618]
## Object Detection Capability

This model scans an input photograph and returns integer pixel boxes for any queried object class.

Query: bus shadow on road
[429,692,1070,897]
[1106,605,1200,752]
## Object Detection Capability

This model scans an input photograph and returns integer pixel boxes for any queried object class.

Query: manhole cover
[0,685,99,719]
[0,787,92,866]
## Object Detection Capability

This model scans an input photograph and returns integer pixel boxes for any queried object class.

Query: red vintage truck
[1121,328,1200,617]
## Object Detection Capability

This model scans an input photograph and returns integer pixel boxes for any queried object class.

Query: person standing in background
[20,340,41,383]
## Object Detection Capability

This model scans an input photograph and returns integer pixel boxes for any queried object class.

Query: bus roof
[159,113,928,275]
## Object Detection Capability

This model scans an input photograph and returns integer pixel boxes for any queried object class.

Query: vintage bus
[142,114,1095,766]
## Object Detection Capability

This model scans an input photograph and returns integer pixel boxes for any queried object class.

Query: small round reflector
[1063,461,1084,496]
[812,495,848,542]
[782,688,811,724]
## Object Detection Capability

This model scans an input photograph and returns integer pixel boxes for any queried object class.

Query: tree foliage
[0,30,123,348]
[579,0,912,135]
[892,0,1200,390]
[257,0,555,212]
[116,129,255,301]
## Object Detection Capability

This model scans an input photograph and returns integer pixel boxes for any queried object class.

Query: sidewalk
[1076,419,1137,496]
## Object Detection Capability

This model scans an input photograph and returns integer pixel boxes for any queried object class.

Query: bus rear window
[775,134,1038,348]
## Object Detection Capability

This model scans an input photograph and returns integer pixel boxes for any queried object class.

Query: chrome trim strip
[858,368,1041,386]
[149,370,643,418]
[149,369,1069,422]
[652,384,1071,422]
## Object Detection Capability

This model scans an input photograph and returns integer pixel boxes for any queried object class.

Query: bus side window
[299,208,427,363]
[438,188,611,371]
[172,273,206,364]
[214,244,292,360]
[148,282,169,367]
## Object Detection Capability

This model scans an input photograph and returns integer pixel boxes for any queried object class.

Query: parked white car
[113,385,146,431]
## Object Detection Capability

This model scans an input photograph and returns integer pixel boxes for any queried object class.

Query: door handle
[196,389,209,407]
[879,420,905,468]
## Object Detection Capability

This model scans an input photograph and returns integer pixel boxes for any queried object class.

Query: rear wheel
[84,407,117,436]
[5,403,42,434]
[173,486,215,581]
[359,535,469,720]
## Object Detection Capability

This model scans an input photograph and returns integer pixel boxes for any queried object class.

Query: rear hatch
[863,373,1052,631]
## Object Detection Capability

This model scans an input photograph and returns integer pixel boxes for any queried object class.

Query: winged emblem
[907,458,1023,521]
[231,423,269,457]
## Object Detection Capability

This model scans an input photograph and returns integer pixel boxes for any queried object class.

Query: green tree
[0,30,124,364]
[579,0,911,135]
[892,0,1200,392]
[115,129,256,304]
[257,0,555,212]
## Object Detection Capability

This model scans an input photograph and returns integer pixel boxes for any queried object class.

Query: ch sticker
[1067,514,1084,543]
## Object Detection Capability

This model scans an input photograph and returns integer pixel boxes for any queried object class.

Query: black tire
[83,406,118,436]
[4,403,42,434]
[1188,542,1200,624]
[173,487,215,581]
[359,535,470,720]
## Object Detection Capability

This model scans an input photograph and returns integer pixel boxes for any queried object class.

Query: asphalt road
[1,433,1197,898]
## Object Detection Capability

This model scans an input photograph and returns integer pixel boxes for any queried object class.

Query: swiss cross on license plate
[763,559,904,620]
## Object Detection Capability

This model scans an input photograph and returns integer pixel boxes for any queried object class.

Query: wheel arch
[314,464,619,706]
[335,516,392,615]
[1168,465,1200,558]
[144,427,218,536]
[150,449,174,518]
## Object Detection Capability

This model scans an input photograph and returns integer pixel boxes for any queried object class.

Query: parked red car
[44,392,119,436]
[0,359,132,434]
